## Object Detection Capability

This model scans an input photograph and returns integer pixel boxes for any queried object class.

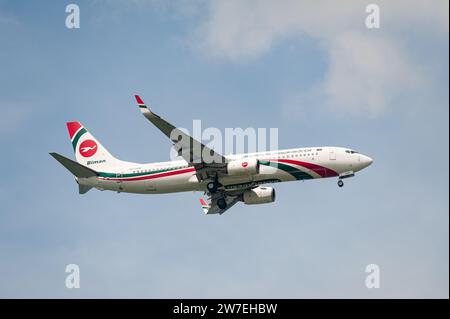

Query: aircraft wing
[134,95,228,181]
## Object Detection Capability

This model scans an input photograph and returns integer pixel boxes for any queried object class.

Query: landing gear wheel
[217,198,227,210]
[338,179,344,188]
[206,181,218,193]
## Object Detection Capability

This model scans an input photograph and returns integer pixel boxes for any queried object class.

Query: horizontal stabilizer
[50,152,98,178]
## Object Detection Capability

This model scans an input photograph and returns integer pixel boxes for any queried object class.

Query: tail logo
[79,140,98,157]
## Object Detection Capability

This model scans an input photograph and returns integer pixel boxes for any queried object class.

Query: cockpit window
[346,150,359,154]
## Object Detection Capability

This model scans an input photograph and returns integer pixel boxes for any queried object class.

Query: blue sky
[0,0,448,298]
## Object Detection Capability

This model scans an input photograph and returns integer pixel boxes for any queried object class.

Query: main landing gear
[217,198,227,210]
[205,177,227,210]
[206,176,220,193]
[206,181,218,193]
[337,179,344,188]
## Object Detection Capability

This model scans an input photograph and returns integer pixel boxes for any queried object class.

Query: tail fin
[66,122,119,171]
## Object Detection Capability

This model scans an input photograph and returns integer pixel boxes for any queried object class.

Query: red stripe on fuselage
[274,159,338,177]
[100,167,196,182]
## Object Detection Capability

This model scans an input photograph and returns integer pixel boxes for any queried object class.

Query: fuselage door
[115,173,123,191]
[329,148,336,160]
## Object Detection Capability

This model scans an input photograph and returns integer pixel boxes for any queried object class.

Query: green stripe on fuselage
[260,160,314,180]
[98,166,189,179]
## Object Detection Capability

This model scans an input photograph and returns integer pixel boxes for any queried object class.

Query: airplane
[50,95,373,215]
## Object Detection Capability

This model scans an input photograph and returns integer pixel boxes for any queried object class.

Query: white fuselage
[78,146,373,194]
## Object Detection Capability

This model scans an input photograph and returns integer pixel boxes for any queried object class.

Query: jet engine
[227,158,259,176]
[243,186,276,205]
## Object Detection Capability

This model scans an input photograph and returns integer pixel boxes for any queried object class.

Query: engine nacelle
[243,187,276,205]
[227,158,260,176]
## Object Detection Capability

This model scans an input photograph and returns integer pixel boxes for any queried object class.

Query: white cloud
[196,0,358,59]
[323,31,423,116]
[193,0,448,116]
[197,0,448,59]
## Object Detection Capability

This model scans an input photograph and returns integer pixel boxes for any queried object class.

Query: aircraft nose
[360,155,373,168]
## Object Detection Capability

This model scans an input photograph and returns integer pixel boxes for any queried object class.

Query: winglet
[135,94,145,107]
[199,198,210,214]
[134,94,161,119]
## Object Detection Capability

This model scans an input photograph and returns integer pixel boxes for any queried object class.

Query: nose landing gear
[337,171,354,188]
